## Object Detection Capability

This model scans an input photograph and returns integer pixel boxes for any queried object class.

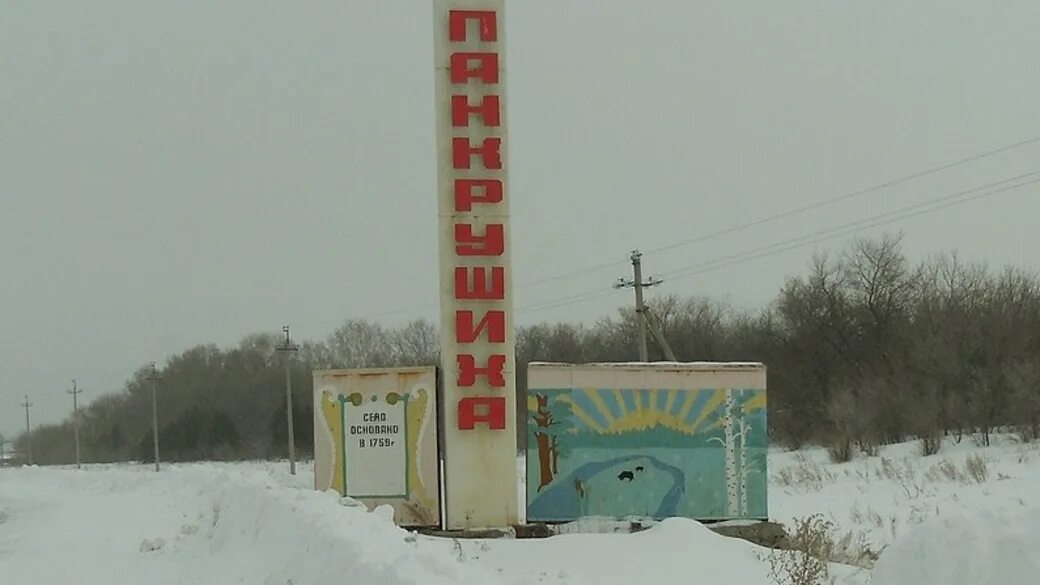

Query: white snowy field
[770,435,1040,552]
[1,436,1038,585]
[770,435,1040,584]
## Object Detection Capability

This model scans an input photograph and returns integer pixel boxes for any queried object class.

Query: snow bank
[200,480,504,585]
[443,517,771,585]
[871,506,1040,585]
[1,462,791,585]
[16,435,1037,585]
[769,436,1040,554]
[0,463,506,585]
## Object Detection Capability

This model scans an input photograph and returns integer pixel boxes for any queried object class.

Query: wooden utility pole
[69,379,83,469]
[276,325,300,475]
[615,250,663,361]
[21,395,33,464]
[146,364,163,472]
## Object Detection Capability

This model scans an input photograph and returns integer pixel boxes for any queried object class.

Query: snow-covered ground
[769,435,1040,584]
[1,436,1038,584]
[770,436,1040,549]
[0,460,782,585]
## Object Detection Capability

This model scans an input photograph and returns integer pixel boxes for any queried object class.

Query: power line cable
[661,174,1040,283]
[362,170,1040,321]
[515,134,1040,287]
[318,136,1040,323]
[517,288,618,315]
[516,173,1040,315]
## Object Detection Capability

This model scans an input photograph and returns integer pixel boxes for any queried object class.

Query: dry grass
[849,502,884,530]
[828,528,879,568]
[763,514,880,585]
[922,454,990,484]
[920,434,943,456]
[763,515,833,585]
[772,454,836,491]
[924,458,961,482]
[964,453,990,483]
[874,457,927,499]
[826,439,855,464]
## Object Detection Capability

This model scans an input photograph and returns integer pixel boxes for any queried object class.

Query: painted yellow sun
[528,388,766,435]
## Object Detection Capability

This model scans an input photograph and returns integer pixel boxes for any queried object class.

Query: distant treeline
[14,233,1040,465]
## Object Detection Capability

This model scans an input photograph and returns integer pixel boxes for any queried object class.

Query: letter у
[455,223,504,256]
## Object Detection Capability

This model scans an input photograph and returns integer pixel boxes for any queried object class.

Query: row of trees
[13,233,1040,465]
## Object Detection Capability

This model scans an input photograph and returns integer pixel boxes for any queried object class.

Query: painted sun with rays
[532,387,766,435]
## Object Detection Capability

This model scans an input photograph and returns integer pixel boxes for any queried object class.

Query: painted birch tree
[723,390,739,515]
[737,417,751,516]
[709,390,741,516]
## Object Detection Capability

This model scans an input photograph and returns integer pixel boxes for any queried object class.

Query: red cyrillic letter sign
[449,10,498,43]
[457,354,507,387]
[455,223,504,256]
[456,310,506,344]
[453,137,502,170]
[454,179,503,212]
[457,396,507,430]
[450,53,499,84]
[454,266,505,299]
[451,95,501,127]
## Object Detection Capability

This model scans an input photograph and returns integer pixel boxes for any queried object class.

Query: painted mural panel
[313,367,440,527]
[525,362,767,523]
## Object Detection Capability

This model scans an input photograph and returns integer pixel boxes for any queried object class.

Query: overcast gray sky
[2,0,1039,440]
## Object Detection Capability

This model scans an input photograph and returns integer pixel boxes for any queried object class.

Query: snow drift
[871,507,1040,585]
[200,480,503,585]
[0,462,780,585]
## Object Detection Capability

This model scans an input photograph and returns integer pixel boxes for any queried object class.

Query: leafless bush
[825,387,859,464]
[825,381,890,462]
[964,453,989,483]
[856,438,881,458]
[849,502,884,530]
[764,515,833,585]
[764,514,881,585]
[875,457,901,481]
[923,455,989,484]
[875,457,927,498]
[826,438,855,464]
[1016,442,1040,464]
[924,459,962,482]
[920,434,943,457]
[829,529,879,568]
[1007,360,1040,442]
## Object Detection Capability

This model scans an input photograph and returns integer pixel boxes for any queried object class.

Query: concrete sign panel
[313,367,440,527]
[433,0,519,530]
